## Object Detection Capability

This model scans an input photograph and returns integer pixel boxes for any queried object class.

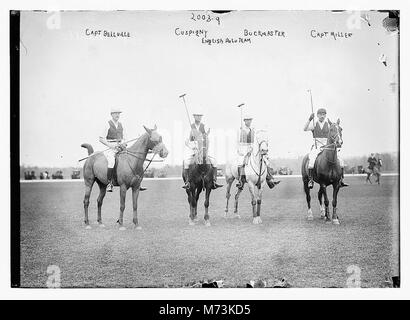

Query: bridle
[249,138,268,187]
[320,125,342,165]
[118,133,163,184]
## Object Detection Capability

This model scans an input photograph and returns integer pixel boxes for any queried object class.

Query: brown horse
[301,119,344,224]
[182,131,220,226]
[81,125,168,230]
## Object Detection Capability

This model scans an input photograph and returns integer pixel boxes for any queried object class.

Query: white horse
[224,130,269,224]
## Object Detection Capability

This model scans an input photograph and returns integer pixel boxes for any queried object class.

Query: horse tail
[81,143,94,155]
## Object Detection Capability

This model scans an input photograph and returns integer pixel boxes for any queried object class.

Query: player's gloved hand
[309,113,314,121]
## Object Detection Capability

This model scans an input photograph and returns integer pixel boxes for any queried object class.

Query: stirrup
[139,186,147,191]
[182,182,190,189]
[266,179,279,189]
[106,183,113,192]
[308,180,314,189]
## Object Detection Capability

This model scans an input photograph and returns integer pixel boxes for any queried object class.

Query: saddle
[192,155,213,166]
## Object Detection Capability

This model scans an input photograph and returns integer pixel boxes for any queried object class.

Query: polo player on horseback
[304,108,348,189]
[182,111,223,190]
[367,153,378,172]
[99,107,146,192]
[236,116,279,190]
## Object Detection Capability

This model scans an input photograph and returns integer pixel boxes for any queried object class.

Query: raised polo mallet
[179,93,192,127]
[307,89,317,149]
[237,103,245,129]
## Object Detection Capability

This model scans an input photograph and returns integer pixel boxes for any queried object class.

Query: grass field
[20,175,399,288]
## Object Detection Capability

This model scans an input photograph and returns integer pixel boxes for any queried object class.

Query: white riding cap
[110,107,122,114]
[192,109,203,116]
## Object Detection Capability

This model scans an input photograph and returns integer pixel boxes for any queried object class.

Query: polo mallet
[237,103,245,129]
[179,93,192,128]
[78,136,141,162]
[307,90,317,149]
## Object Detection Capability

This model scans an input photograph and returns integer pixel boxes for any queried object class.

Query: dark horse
[182,131,221,227]
[366,161,381,185]
[301,119,344,225]
[81,125,168,230]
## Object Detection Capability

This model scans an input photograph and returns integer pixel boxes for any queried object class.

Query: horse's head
[254,130,269,156]
[143,125,169,158]
[328,119,343,148]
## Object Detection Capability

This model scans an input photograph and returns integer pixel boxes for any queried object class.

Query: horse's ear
[328,119,333,125]
[153,124,157,131]
[336,118,340,125]
[143,125,152,135]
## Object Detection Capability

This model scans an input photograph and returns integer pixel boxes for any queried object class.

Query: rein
[118,137,158,187]
[249,140,267,186]
[321,131,340,165]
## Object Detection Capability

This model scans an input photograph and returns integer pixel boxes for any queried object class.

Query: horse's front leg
[366,173,372,184]
[321,184,331,223]
[132,186,141,230]
[248,183,258,224]
[188,190,196,225]
[234,186,243,218]
[117,185,127,230]
[331,183,340,225]
[194,187,201,221]
[225,177,234,217]
[318,187,325,219]
[204,188,211,227]
[256,185,263,224]
[303,179,313,220]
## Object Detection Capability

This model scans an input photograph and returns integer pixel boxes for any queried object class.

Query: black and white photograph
[6,4,405,295]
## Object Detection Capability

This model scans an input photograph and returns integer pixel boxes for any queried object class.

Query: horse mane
[127,132,150,151]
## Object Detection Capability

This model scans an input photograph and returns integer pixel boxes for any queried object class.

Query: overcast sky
[20,10,399,167]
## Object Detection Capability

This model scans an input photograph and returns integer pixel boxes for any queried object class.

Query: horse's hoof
[320,215,326,220]
[99,224,105,228]
[252,218,259,225]
[307,208,313,220]
[119,226,126,231]
[188,220,195,226]
[325,219,332,224]
[85,225,92,230]
[258,217,262,224]
[332,219,340,225]
[205,221,211,227]
[235,214,241,219]
[135,225,142,230]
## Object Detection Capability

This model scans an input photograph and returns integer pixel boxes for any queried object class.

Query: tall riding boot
[340,168,349,187]
[266,170,280,189]
[307,168,314,189]
[236,166,247,189]
[182,168,190,189]
[106,168,114,192]
[211,167,223,189]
